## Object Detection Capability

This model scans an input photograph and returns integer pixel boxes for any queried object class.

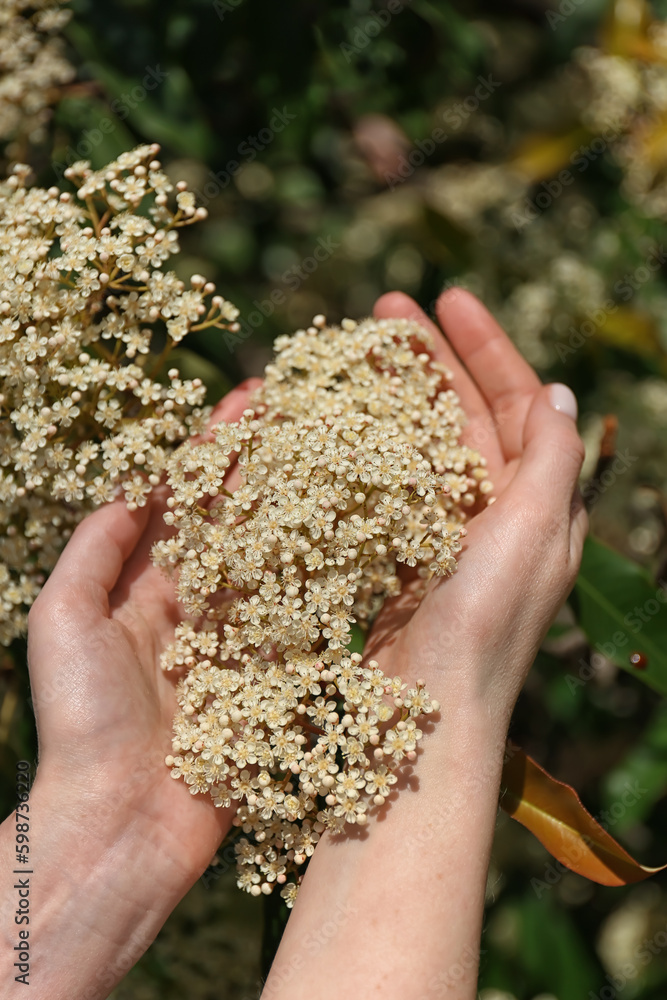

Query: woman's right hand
[363,287,588,727]
[263,288,588,1000]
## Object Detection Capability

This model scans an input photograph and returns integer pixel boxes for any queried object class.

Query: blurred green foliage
[3,0,667,997]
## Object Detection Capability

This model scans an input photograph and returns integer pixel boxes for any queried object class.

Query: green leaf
[518,894,600,998]
[52,97,138,168]
[421,204,474,268]
[346,623,367,656]
[544,620,573,642]
[601,700,667,832]
[65,21,213,158]
[101,64,212,158]
[574,536,667,695]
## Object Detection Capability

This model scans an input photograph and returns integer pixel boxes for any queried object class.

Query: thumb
[512,383,585,507]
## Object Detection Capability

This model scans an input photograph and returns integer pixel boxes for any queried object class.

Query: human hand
[0,379,259,1000]
[264,288,588,1000]
[365,288,588,729]
[29,378,262,879]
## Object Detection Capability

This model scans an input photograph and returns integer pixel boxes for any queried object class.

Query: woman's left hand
[1,380,259,1000]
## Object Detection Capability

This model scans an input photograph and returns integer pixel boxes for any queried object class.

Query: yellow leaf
[630,113,667,171]
[501,745,667,887]
[510,130,590,183]
[595,307,661,357]
[602,0,666,64]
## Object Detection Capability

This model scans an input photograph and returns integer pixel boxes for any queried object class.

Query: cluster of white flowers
[0,143,240,643]
[574,34,667,217]
[491,27,667,365]
[157,315,490,902]
[0,0,74,150]
[499,242,609,368]
[573,47,644,134]
[426,163,528,232]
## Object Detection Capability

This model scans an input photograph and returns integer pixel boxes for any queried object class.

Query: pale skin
[0,289,587,999]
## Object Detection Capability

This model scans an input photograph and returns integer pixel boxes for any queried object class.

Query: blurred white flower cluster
[157,315,490,902]
[0,143,239,643]
[575,31,667,217]
[0,0,74,149]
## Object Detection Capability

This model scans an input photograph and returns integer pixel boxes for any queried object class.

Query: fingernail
[549,383,578,421]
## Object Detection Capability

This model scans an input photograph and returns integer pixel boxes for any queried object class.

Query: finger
[436,289,541,462]
[187,377,263,501]
[208,378,262,492]
[29,502,152,704]
[113,381,265,618]
[108,485,180,624]
[193,377,263,446]
[208,377,263,429]
[411,385,586,665]
[110,375,263,634]
[373,291,506,473]
[373,291,489,415]
[37,499,151,616]
[502,384,586,550]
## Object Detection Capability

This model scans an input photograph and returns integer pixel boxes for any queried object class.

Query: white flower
[164,314,489,899]
[0,145,238,645]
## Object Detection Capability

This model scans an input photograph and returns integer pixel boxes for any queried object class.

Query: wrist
[424,680,512,769]
[31,763,199,908]
[0,772,191,1000]
[265,691,509,1000]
